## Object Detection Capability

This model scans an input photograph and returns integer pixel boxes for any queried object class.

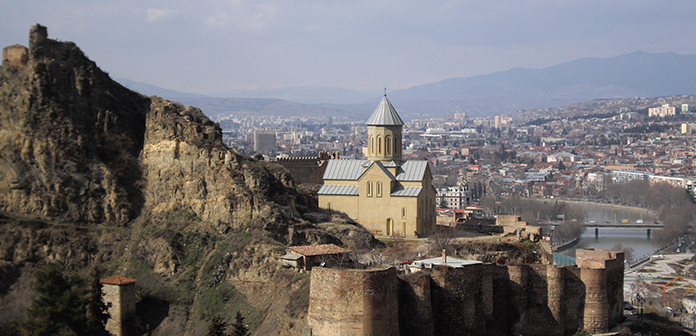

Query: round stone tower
[366,94,404,163]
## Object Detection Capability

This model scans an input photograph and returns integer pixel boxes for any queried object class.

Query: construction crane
[662,276,696,305]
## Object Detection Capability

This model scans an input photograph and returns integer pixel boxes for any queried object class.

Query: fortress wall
[547,265,565,336]
[307,249,622,335]
[576,248,624,327]
[605,252,625,326]
[580,267,609,333]
[563,266,585,333]
[484,264,516,335]
[431,264,485,336]
[398,272,433,336]
[308,267,399,336]
[2,45,28,68]
[276,158,327,184]
[507,265,529,333]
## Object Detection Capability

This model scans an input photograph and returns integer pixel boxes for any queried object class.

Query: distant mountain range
[116,51,696,120]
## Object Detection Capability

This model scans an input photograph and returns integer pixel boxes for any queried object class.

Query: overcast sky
[2,1,695,95]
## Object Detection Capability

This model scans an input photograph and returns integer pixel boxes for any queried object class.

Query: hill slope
[0,24,379,335]
[387,51,696,117]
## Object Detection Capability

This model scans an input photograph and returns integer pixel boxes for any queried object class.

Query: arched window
[370,136,374,155]
[386,136,392,155]
[401,207,406,219]
[367,182,373,197]
[378,136,382,155]
[376,182,382,197]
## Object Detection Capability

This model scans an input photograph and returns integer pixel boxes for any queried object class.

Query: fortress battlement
[307,248,624,336]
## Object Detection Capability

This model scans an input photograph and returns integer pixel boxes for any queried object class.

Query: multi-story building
[648,104,676,118]
[436,179,472,209]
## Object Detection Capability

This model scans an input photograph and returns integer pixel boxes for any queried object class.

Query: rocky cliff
[0,25,379,335]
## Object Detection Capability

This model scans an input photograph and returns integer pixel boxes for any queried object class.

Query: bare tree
[429,228,456,256]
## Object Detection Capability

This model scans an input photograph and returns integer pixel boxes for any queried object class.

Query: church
[317,94,436,238]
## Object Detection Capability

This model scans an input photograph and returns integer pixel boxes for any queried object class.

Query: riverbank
[552,236,580,252]
[532,198,655,217]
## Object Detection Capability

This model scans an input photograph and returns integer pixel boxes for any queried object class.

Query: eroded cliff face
[0,24,305,238]
[0,25,149,224]
[0,25,380,336]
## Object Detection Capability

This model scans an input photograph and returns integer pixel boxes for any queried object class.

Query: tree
[231,311,249,336]
[557,160,566,171]
[207,315,228,336]
[85,267,110,336]
[24,263,87,336]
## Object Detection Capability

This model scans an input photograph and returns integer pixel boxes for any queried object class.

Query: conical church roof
[366,95,404,126]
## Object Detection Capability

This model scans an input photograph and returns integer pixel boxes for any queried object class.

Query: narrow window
[378,136,382,154]
[402,207,406,219]
[376,182,382,197]
[370,136,374,155]
[367,182,373,197]
[386,136,392,155]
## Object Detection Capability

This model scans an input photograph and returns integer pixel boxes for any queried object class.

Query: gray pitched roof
[323,159,430,182]
[323,160,370,180]
[395,161,429,181]
[390,186,422,197]
[366,95,404,126]
[318,184,359,196]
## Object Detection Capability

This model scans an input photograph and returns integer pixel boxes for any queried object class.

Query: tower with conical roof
[366,93,404,163]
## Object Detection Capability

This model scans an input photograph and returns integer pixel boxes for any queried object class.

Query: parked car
[624,301,635,310]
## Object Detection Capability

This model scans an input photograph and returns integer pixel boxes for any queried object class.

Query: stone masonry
[307,248,624,336]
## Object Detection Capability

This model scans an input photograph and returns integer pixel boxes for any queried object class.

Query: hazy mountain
[172,97,361,122]
[387,51,696,117]
[117,51,696,121]
[115,78,207,99]
[211,86,377,105]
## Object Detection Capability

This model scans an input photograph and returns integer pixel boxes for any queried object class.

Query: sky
[2,1,696,96]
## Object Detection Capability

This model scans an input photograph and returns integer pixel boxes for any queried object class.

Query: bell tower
[366,93,404,163]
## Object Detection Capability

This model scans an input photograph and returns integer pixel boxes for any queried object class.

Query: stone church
[318,94,436,237]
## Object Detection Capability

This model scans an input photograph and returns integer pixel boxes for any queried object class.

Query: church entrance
[386,218,394,236]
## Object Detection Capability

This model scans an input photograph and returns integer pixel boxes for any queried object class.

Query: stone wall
[307,248,623,335]
[308,267,399,336]
[103,283,137,336]
[2,45,28,68]
[276,151,338,185]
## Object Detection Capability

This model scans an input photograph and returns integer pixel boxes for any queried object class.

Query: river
[551,201,662,261]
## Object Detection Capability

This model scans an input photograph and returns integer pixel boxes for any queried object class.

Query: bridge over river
[583,222,663,238]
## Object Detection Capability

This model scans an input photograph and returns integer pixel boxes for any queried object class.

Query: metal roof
[383,160,399,167]
[366,95,404,126]
[323,160,370,180]
[395,160,429,181]
[390,186,422,197]
[318,184,359,196]
[101,276,138,285]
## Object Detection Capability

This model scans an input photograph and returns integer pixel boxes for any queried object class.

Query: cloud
[146,8,178,22]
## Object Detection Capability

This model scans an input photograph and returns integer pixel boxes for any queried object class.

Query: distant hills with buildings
[117,51,696,121]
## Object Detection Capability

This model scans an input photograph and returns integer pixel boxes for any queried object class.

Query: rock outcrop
[0,25,380,335]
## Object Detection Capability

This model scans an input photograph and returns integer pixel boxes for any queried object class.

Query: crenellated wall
[276,151,339,184]
[307,248,623,336]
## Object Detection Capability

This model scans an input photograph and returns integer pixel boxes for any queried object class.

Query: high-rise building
[253,130,276,154]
